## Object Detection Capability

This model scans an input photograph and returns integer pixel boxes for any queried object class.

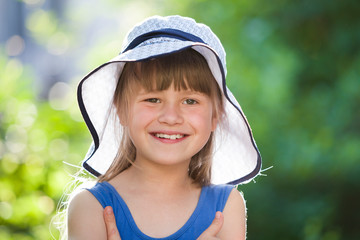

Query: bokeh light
[5,35,25,57]
[48,82,72,111]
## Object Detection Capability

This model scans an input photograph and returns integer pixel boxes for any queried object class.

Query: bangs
[127,48,217,96]
[115,48,224,121]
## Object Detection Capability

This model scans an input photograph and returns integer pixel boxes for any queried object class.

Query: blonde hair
[99,48,224,186]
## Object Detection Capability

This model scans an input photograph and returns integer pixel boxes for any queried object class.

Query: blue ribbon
[121,28,206,53]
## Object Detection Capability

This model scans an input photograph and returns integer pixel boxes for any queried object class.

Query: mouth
[150,132,188,141]
[154,133,186,140]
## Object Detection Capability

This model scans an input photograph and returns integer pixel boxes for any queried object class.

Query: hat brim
[78,41,261,185]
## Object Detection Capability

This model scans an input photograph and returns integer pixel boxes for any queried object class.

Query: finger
[206,212,224,236]
[197,211,224,239]
[103,206,121,240]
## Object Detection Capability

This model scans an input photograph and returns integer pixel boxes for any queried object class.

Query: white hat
[78,15,261,185]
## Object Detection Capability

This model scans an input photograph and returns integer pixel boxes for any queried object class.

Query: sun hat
[77,15,261,185]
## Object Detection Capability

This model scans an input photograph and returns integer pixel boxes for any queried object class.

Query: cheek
[130,106,157,126]
[188,108,214,130]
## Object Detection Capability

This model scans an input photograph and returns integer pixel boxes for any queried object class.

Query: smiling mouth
[154,133,186,140]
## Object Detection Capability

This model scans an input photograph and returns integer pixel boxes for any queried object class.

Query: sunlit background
[0,0,359,239]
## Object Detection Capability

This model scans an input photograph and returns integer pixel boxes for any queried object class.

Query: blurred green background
[0,0,359,239]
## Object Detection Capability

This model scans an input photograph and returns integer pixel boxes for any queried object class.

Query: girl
[66,15,261,239]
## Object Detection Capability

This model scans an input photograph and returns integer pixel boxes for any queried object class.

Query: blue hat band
[122,28,206,53]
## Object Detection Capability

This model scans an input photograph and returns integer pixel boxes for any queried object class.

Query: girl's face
[125,84,217,168]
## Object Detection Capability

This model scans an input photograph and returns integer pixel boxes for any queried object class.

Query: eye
[183,99,198,105]
[145,98,160,103]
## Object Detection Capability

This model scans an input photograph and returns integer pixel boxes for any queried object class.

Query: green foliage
[1,0,359,239]
[0,52,90,238]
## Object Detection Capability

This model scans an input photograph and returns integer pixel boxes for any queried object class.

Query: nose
[158,102,184,125]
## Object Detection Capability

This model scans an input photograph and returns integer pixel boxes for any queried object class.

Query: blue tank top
[87,181,234,240]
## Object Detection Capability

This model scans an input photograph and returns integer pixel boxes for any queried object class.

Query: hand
[197,211,224,240]
[103,206,121,240]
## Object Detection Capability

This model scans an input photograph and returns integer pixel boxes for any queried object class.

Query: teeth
[155,133,184,140]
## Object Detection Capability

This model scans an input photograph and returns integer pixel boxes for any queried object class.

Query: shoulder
[218,188,247,239]
[68,188,103,215]
[225,188,246,211]
[67,189,107,240]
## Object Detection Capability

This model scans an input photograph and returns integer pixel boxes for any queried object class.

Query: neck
[124,159,196,194]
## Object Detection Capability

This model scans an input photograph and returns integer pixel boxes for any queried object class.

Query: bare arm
[217,188,247,239]
[68,190,107,240]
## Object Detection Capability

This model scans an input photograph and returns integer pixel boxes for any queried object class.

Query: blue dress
[87,181,233,239]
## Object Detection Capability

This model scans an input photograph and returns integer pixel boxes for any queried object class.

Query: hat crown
[121,15,227,76]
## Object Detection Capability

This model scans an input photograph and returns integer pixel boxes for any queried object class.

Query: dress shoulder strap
[86,181,118,208]
[201,184,234,212]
